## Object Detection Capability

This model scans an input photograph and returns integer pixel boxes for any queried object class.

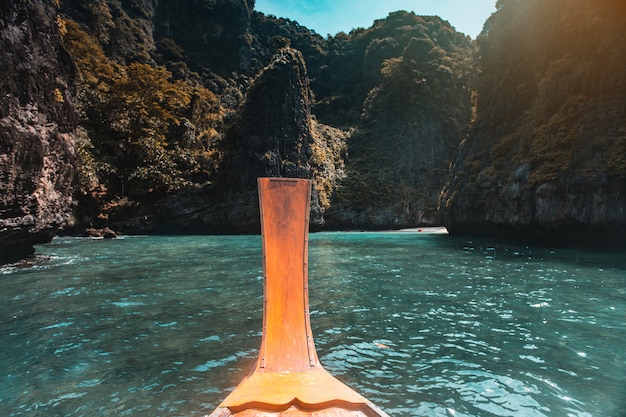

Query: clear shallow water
[1,232,624,417]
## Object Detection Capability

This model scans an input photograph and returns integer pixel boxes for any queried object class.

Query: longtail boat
[208,178,391,417]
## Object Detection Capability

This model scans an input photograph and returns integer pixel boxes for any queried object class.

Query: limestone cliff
[146,47,347,233]
[325,13,475,229]
[0,0,77,263]
[60,0,158,64]
[440,0,626,243]
[55,2,474,234]
[12,0,623,246]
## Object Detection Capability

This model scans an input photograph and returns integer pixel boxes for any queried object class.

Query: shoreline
[395,226,449,234]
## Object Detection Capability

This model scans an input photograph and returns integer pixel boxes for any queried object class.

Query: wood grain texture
[208,178,391,417]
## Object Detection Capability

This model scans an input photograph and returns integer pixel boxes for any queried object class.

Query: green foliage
[312,11,474,127]
[467,0,626,195]
[270,36,291,50]
[333,16,475,225]
[63,20,224,204]
[75,140,99,195]
[309,121,349,210]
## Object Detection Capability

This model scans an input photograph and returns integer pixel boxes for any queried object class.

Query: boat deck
[207,179,391,417]
[210,402,388,417]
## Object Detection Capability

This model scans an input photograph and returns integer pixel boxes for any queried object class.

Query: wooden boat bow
[208,178,390,417]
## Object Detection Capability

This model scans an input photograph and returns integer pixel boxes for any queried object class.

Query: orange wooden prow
[208,178,390,416]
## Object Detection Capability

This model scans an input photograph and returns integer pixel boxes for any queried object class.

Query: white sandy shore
[395,226,449,234]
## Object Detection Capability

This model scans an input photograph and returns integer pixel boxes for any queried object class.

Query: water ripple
[0,234,624,416]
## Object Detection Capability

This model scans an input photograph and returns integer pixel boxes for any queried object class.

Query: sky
[255,0,497,39]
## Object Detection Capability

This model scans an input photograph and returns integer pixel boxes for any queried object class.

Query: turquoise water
[1,232,624,417]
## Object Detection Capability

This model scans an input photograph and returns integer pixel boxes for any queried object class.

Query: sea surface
[1,231,624,417]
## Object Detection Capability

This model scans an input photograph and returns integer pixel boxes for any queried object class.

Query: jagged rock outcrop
[440,0,626,243]
[209,46,318,231]
[146,47,347,233]
[1,0,77,263]
[219,48,316,189]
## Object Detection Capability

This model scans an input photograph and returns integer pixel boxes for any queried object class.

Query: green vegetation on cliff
[441,0,626,240]
[58,3,475,231]
[62,20,224,223]
[324,12,475,228]
[54,0,624,237]
[477,0,626,185]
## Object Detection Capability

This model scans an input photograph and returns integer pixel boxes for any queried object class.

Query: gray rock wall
[440,0,626,243]
[1,0,77,263]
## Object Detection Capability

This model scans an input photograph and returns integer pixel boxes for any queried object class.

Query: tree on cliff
[62,20,224,223]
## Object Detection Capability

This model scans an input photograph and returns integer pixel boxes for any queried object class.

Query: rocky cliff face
[154,0,255,75]
[0,0,77,263]
[55,2,474,235]
[4,0,623,256]
[60,0,158,64]
[208,46,320,231]
[219,47,315,190]
[440,0,626,243]
[148,47,347,233]
[324,13,475,228]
